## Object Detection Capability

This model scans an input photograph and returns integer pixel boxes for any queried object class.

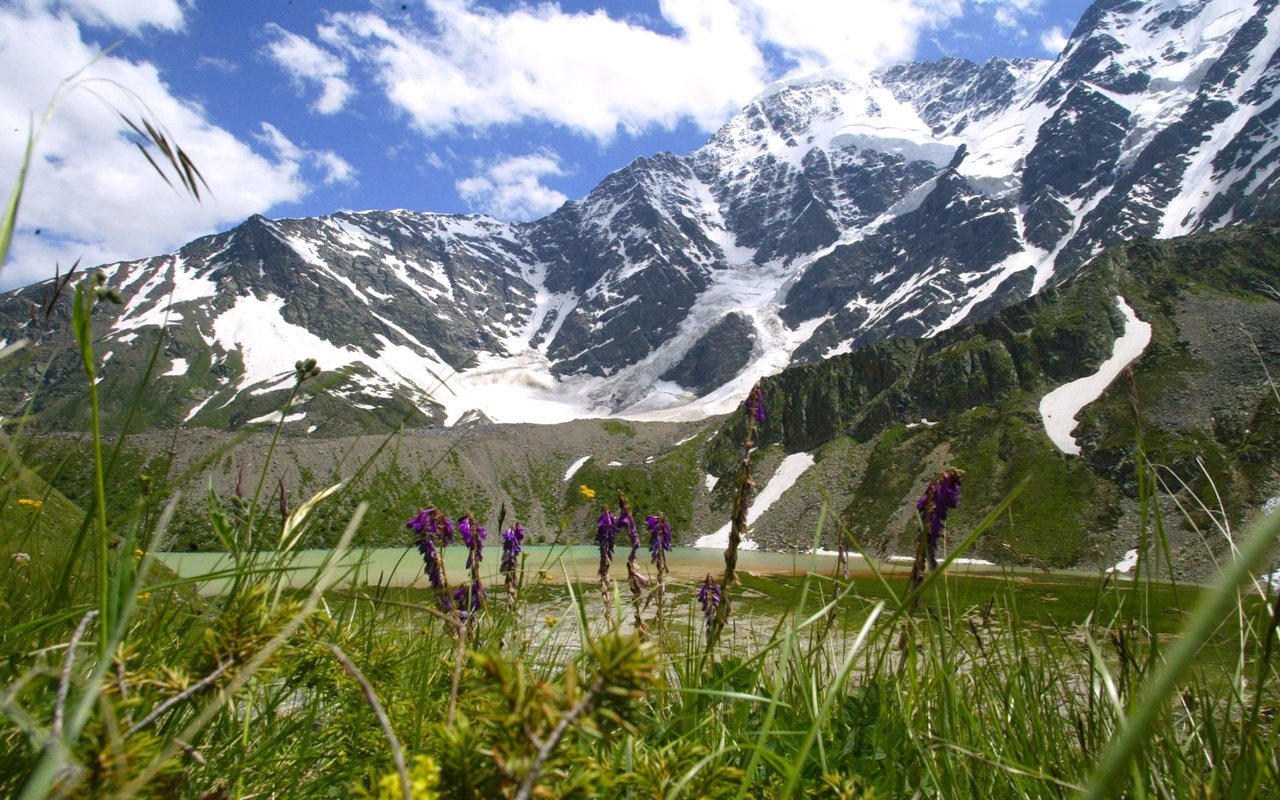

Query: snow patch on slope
[1109,549,1140,574]
[113,256,216,332]
[563,456,591,483]
[248,410,307,425]
[1039,296,1152,455]
[695,453,815,549]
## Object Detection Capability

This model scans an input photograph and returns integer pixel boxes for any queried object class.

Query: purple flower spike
[421,538,444,590]
[596,508,617,558]
[501,523,525,573]
[408,505,456,611]
[407,506,453,543]
[452,580,485,620]
[698,574,721,630]
[916,468,963,569]
[645,514,672,561]
[619,510,639,549]
[406,508,432,535]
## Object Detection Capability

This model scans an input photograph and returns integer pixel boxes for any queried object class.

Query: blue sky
[0,0,1090,290]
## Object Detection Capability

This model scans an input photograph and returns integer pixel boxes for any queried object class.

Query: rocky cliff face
[2,0,1278,435]
[17,222,1278,576]
[701,220,1280,572]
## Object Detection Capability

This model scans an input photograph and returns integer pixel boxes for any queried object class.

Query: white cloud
[196,55,238,74]
[457,152,569,220]
[969,0,1044,35]
[320,2,759,141]
[26,0,187,32]
[1040,24,1069,55]
[255,123,357,187]
[264,23,354,115]
[314,149,356,186]
[312,0,965,142]
[0,7,314,289]
[732,0,963,77]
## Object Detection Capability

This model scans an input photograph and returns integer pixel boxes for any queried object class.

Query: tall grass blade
[1081,509,1280,799]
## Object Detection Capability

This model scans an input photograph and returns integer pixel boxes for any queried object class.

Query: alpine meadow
[2,0,1280,798]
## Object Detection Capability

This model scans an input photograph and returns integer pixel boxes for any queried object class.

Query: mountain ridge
[12,219,1279,577]
[1,0,1278,435]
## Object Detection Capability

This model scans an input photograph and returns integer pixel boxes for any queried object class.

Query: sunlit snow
[695,452,815,549]
[1039,296,1152,455]
[887,555,995,566]
[247,410,307,425]
[563,456,591,483]
[1109,549,1140,574]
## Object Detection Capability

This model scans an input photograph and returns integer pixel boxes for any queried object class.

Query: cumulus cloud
[1040,25,1069,55]
[456,152,569,220]
[731,0,963,77]
[0,6,320,289]
[255,123,357,187]
[26,0,187,32]
[969,0,1045,36]
[306,0,965,143]
[314,149,356,186]
[318,3,759,141]
[264,23,354,115]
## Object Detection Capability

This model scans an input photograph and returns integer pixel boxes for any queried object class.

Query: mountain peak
[1,0,1277,434]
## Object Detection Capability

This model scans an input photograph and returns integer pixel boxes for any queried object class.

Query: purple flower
[596,508,617,560]
[407,508,432,536]
[619,510,639,550]
[745,382,766,424]
[452,580,485,619]
[645,514,672,561]
[406,506,453,544]
[408,506,449,571]
[916,468,963,569]
[501,523,525,573]
[420,538,445,590]
[698,574,721,630]
[408,506,456,615]
[458,514,486,570]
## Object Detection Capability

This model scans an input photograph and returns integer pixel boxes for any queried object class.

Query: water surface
[155,545,935,595]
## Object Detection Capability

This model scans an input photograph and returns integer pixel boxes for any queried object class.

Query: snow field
[695,453,815,549]
[1039,296,1152,455]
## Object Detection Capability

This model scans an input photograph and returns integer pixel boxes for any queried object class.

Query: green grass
[2,99,1278,800]
[567,441,701,537]
[4,416,1277,800]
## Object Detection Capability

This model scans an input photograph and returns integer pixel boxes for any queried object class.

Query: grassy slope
[8,223,1280,572]
[703,221,1280,572]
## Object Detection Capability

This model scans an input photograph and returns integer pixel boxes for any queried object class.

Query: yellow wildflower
[579,484,596,499]
[366,754,440,799]
[16,498,42,510]
[136,592,151,602]
[545,614,560,627]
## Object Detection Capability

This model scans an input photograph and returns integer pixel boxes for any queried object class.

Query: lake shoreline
[155,545,1025,595]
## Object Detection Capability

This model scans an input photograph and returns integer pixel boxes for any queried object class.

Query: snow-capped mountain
[2,0,1278,435]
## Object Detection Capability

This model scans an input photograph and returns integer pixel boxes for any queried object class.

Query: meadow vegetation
[0,95,1278,800]
[2,343,1277,798]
